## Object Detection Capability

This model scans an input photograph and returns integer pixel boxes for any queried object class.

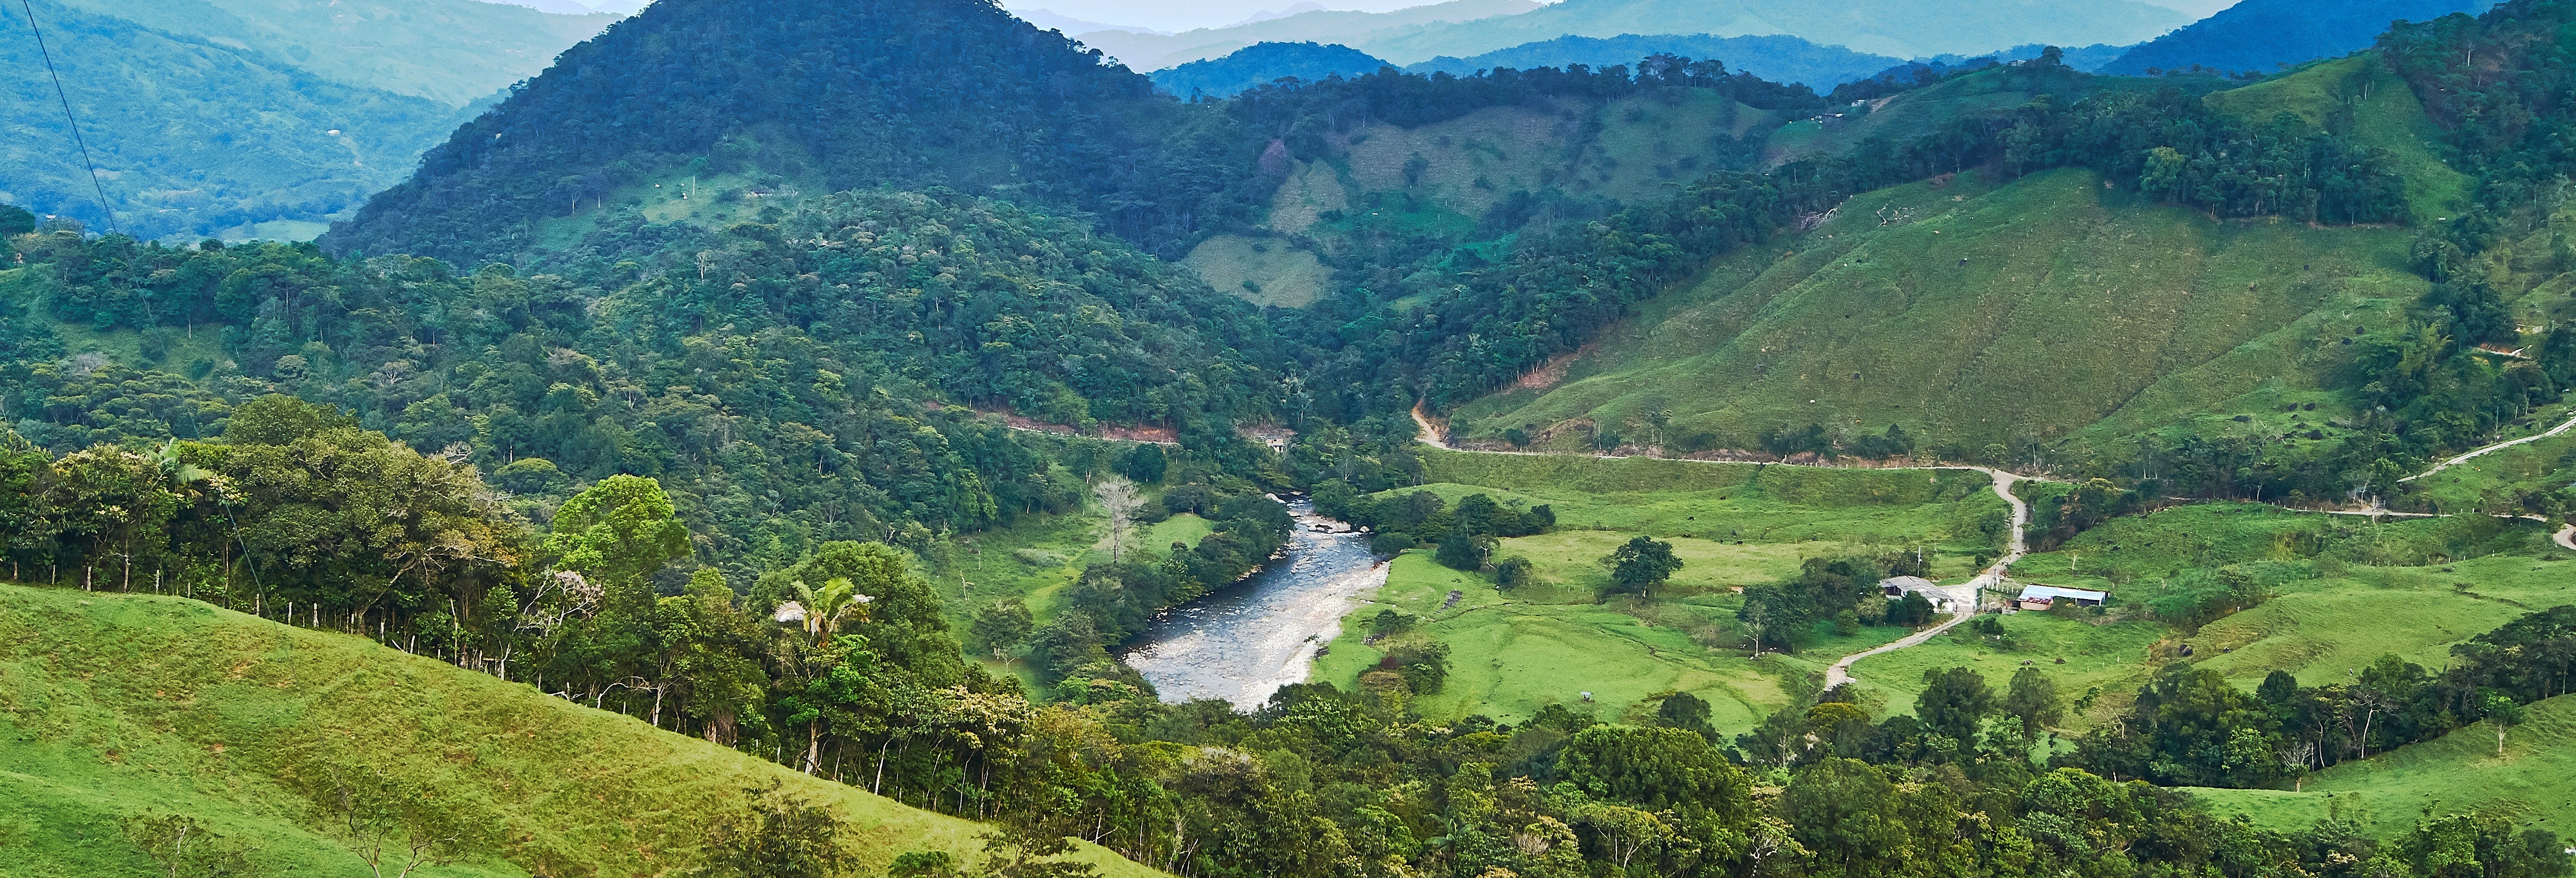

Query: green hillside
[1445,165,2423,459]
[48,0,617,106]
[2192,693,2576,839]
[1201,84,1782,306]
[2,0,470,240]
[0,584,1153,877]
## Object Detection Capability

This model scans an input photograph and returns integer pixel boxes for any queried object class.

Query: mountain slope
[1406,34,1903,87]
[1150,42,1391,98]
[1,0,470,240]
[1357,0,2191,67]
[1443,56,2457,465]
[0,584,1158,875]
[322,0,1256,266]
[46,0,618,106]
[1072,0,1536,70]
[2099,0,2496,76]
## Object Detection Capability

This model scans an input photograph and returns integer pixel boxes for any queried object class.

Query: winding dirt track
[1406,405,2035,689]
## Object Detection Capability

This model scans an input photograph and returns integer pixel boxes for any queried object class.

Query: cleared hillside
[0,584,1155,877]
[1446,57,2471,464]
[2193,693,2576,839]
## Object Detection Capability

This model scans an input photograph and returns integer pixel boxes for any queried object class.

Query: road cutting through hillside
[1407,404,2036,690]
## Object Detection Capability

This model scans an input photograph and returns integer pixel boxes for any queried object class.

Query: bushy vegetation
[3,189,1285,577]
[2061,604,2576,789]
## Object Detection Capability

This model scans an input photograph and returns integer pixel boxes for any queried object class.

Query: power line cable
[16,0,115,234]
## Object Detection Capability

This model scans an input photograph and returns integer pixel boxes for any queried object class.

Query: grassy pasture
[1314,449,2009,729]
[0,585,1154,877]
[2190,694,2576,840]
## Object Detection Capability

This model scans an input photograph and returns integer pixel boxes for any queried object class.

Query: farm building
[2016,584,2107,611]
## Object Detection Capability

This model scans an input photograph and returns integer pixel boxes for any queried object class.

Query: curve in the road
[2398,412,2576,482]
[1410,402,2035,690]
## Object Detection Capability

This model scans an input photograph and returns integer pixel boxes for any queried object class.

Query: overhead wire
[15,0,115,234]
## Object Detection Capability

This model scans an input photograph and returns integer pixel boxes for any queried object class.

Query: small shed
[1879,575,1971,613]
[1879,575,1938,597]
[2017,584,2107,611]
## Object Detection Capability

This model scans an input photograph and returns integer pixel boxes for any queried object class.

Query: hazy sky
[1003,0,2237,36]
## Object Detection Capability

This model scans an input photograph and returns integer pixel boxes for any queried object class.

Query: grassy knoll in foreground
[1316,450,2008,729]
[0,585,1151,877]
[2191,693,2576,840]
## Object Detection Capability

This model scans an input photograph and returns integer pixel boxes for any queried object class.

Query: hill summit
[322,0,1257,265]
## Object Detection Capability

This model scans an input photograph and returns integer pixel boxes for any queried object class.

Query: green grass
[1313,449,2009,730]
[1843,611,2166,729]
[1453,56,2476,463]
[1449,166,2426,457]
[2190,693,2576,840]
[0,584,1156,877]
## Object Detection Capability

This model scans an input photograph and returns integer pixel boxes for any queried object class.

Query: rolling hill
[2099,0,2497,76]
[1405,33,1903,87]
[1356,0,2193,67]
[0,583,1157,876]
[1149,41,1391,98]
[320,0,1251,266]
[1,0,473,240]
[1441,54,2466,469]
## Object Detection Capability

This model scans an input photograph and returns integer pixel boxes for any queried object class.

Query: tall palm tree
[775,576,871,640]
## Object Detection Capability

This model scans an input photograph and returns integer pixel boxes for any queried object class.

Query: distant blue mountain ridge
[2100,0,2497,75]
[1146,34,2144,100]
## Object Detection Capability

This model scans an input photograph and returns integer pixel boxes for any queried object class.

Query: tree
[971,599,1034,660]
[545,474,693,588]
[2002,666,2064,736]
[1116,443,1167,484]
[1916,666,1994,744]
[1434,521,1491,571]
[1093,478,1142,562]
[695,782,852,878]
[121,812,259,878]
[1604,536,1683,599]
[2484,691,2525,756]
[313,771,475,878]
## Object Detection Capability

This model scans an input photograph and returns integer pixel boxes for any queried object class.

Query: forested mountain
[320,0,1269,267]
[1357,0,2191,65]
[2100,0,2496,76]
[46,0,618,105]
[0,0,472,240]
[1150,41,1391,98]
[1406,33,1903,87]
[1068,0,1535,70]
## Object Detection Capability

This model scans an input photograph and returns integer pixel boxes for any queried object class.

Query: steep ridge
[0,584,1158,876]
[322,0,1259,266]
[2100,0,2496,76]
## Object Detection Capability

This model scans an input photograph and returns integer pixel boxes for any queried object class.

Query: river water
[1118,500,1389,710]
